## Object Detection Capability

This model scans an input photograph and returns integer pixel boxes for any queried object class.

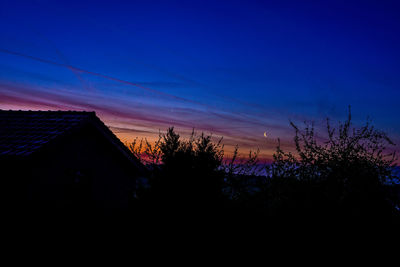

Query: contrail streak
[0,48,213,108]
[28,26,91,92]
[0,48,274,129]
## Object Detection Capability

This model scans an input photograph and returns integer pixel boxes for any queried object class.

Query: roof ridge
[0,110,96,156]
[0,109,145,173]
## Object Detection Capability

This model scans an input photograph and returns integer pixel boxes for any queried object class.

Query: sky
[1,0,399,161]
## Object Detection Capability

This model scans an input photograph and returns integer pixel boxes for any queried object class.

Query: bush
[266,107,399,217]
[129,108,399,218]
[130,128,225,212]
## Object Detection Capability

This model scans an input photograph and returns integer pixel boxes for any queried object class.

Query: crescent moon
[264,132,267,138]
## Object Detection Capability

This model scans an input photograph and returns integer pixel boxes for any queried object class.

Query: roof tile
[0,110,95,156]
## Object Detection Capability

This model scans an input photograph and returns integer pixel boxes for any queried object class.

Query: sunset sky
[1,0,399,161]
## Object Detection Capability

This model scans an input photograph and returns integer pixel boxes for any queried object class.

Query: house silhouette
[0,110,146,216]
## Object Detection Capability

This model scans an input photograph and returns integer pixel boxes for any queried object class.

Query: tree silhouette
[130,128,225,214]
[266,107,399,217]
[129,109,399,219]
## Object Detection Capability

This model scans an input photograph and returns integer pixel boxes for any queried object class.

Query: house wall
[20,125,139,214]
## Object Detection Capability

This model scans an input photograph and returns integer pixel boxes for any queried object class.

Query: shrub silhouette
[130,109,399,219]
[266,107,399,217]
[131,128,225,214]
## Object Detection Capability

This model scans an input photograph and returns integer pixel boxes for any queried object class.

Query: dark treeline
[129,109,400,221]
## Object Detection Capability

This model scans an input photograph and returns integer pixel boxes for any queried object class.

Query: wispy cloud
[0,78,287,159]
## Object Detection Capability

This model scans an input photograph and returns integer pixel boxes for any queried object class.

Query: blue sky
[1,0,399,160]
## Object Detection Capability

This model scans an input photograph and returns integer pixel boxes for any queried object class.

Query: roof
[0,110,95,156]
[0,110,145,172]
